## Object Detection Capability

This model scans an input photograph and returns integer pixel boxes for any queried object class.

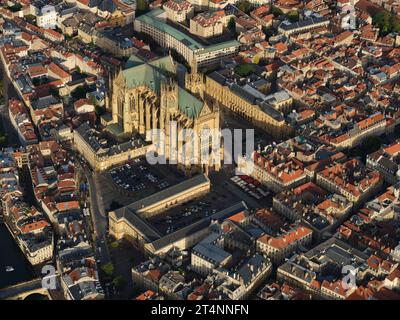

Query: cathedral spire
[190,57,197,76]
[185,58,204,99]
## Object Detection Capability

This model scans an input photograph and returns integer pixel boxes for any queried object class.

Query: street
[0,61,21,147]
[81,162,111,266]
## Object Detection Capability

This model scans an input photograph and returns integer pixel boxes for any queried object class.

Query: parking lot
[109,159,176,193]
[97,157,274,234]
[97,158,186,210]
[230,175,270,200]
[146,183,242,236]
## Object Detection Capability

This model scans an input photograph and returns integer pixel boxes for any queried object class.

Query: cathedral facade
[106,55,221,174]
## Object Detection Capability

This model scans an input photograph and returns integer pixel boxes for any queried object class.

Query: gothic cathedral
[105,54,221,175]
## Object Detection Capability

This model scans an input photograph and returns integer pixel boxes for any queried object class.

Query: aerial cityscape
[1,0,400,303]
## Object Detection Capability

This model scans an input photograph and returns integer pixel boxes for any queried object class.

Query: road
[83,165,111,266]
[71,150,110,261]
[83,166,114,298]
[0,61,21,148]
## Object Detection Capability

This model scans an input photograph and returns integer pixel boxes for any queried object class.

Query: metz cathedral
[103,54,221,174]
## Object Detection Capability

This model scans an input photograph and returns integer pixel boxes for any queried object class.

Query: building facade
[205,73,293,138]
[134,9,240,68]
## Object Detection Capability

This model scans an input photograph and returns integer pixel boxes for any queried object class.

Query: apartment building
[190,11,224,38]
[257,225,313,263]
[134,9,240,68]
[163,0,194,22]
[316,159,382,204]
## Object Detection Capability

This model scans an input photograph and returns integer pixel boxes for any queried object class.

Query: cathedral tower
[185,58,204,99]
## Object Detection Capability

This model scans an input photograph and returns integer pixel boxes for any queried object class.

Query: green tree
[235,63,255,77]
[350,136,382,160]
[271,6,284,17]
[262,26,274,39]
[373,11,394,36]
[89,95,97,107]
[95,105,106,117]
[49,86,60,99]
[101,263,114,278]
[0,121,7,148]
[24,14,36,25]
[0,134,7,147]
[113,275,127,290]
[7,3,22,12]
[237,0,251,14]
[71,85,88,100]
[24,293,49,300]
[390,15,400,33]
[136,0,149,15]
[287,10,299,22]
[110,241,119,249]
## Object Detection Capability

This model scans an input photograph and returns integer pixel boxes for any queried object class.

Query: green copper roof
[121,55,204,119]
[122,63,164,94]
[148,56,176,74]
[178,87,203,119]
[136,9,240,53]
[137,9,204,51]
[125,55,145,68]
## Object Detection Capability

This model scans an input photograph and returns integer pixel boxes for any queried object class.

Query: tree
[24,293,49,300]
[0,80,4,105]
[372,11,400,36]
[89,95,98,107]
[169,49,190,70]
[228,17,236,34]
[235,63,255,77]
[49,86,60,99]
[95,105,106,117]
[391,15,400,33]
[258,57,268,67]
[373,12,391,35]
[0,134,7,147]
[0,121,7,148]
[262,26,274,40]
[113,275,127,290]
[136,0,149,15]
[253,55,260,65]
[237,0,251,14]
[101,263,114,278]
[110,241,119,249]
[271,6,284,17]
[71,85,88,100]
[24,14,36,25]
[350,136,382,160]
[7,3,22,12]
[287,10,299,22]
